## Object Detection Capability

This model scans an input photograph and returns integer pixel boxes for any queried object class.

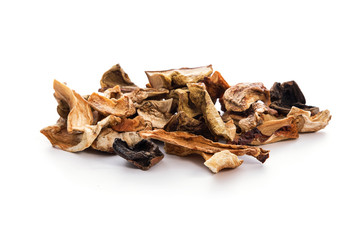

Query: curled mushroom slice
[91,128,142,153]
[204,150,243,173]
[113,138,164,170]
[139,129,270,163]
[87,92,136,117]
[135,99,173,129]
[270,81,319,116]
[53,80,94,133]
[99,64,137,90]
[203,71,230,103]
[174,88,201,118]
[223,82,270,112]
[188,83,234,141]
[40,115,120,152]
[287,107,331,132]
[103,85,122,99]
[145,65,213,89]
[111,116,152,132]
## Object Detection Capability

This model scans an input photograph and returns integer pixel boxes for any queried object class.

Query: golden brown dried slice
[203,71,230,103]
[87,92,136,117]
[100,64,137,89]
[103,85,122,99]
[145,65,213,89]
[174,88,201,118]
[223,82,270,112]
[135,99,173,129]
[126,88,169,104]
[91,128,142,153]
[204,150,243,173]
[111,116,152,132]
[188,83,234,141]
[40,115,120,152]
[139,129,270,163]
[287,107,331,132]
[53,80,93,133]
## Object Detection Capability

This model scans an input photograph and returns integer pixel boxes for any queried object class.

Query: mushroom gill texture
[223,82,270,112]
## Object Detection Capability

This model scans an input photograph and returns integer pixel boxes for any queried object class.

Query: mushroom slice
[203,71,230,103]
[87,92,136,117]
[53,80,93,133]
[135,99,173,129]
[223,82,270,112]
[270,81,319,116]
[204,151,243,173]
[111,116,152,132]
[103,85,122,99]
[113,138,164,170]
[40,115,120,152]
[99,64,137,90]
[91,128,142,153]
[145,65,213,89]
[174,88,201,118]
[139,129,270,163]
[188,83,233,141]
[287,107,331,132]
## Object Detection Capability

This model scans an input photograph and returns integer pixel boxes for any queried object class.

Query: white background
[0,1,359,239]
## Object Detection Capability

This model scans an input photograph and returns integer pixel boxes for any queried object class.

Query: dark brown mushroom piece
[270,81,319,116]
[203,71,230,103]
[99,64,137,91]
[113,138,164,170]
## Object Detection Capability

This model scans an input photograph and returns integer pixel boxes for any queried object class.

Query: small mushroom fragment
[53,80,94,133]
[91,128,142,153]
[113,138,164,170]
[135,99,173,128]
[126,88,169,104]
[270,81,319,116]
[111,116,152,132]
[103,85,122,99]
[145,65,213,89]
[87,92,136,117]
[188,83,234,141]
[204,150,243,173]
[287,107,331,132]
[203,71,230,103]
[99,64,137,90]
[174,88,201,118]
[223,82,270,112]
[139,129,270,163]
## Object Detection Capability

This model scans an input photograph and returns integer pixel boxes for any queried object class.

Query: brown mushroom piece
[270,81,319,116]
[174,88,202,118]
[139,129,270,163]
[287,107,331,132]
[203,71,230,103]
[99,64,137,91]
[145,65,213,89]
[111,116,152,132]
[223,82,270,112]
[126,88,169,104]
[113,138,164,170]
[188,83,234,141]
[204,150,243,173]
[135,99,173,129]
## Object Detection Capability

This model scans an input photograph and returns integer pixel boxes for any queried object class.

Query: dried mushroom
[203,71,230,103]
[103,85,122,99]
[100,64,137,90]
[287,107,331,132]
[188,83,234,141]
[223,82,270,112]
[113,138,164,170]
[91,128,142,153]
[139,129,270,163]
[135,99,173,128]
[145,65,213,89]
[174,88,201,118]
[53,80,93,133]
[204,150,243,173]
[126,88,169,104]
[270,81,319,116]
[87,92,136,117]
[111,116,152,132]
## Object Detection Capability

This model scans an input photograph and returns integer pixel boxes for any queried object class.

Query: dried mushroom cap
[223,82,270,112]
[113,138,164,170]
[139,129,270,163]
[287,107,331,132]
[136,99,173,129]
[53,80,94,133]
[204,150,243,173]
[188,83,234,141]
[270,81,319,116]
[100,64,137,89]
[111,116,152,132]
[145,65,213,89]
[203,71,230,103]
[87,92,136,117]
[91,128,142,153]
[40,115,120,152]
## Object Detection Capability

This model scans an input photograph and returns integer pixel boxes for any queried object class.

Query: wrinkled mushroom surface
[135,99,173,128]
[287,107,331,132]
[203,71,230,103]
[204,150,243,173]
[111,116,152,132]
[100,64,137,90]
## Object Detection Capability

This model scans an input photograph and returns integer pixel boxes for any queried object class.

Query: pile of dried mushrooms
[41,64,331,173]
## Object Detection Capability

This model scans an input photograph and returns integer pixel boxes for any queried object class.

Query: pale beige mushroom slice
[145,65,213,89]
[53,80,94,133]
[204,150,243,173]
[135,99,173,128]
[126,88,169,104]
[287,107,331,132]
